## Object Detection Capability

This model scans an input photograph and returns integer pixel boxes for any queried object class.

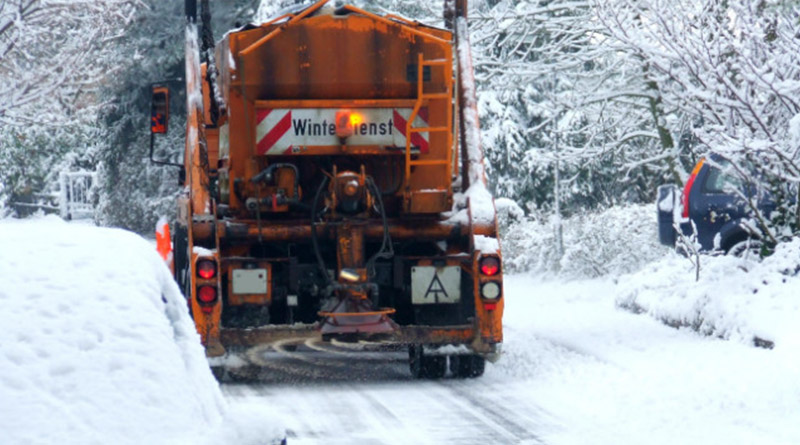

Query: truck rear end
[162,0,502,378]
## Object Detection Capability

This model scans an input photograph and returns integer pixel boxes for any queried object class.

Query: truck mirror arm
[148,79,184,168]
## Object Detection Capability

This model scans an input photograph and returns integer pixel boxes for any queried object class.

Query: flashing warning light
[197,285,217,304]
[335,110,366,138]
[196,259,216,279]
[480,257,500,276]
[348,112,364,127]
[682,158,705,218]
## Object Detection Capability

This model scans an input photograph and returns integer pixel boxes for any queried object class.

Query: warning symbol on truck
[411,266,460,305]
[425,274,449,302]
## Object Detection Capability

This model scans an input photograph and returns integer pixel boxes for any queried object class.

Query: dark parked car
[657,156,770,255]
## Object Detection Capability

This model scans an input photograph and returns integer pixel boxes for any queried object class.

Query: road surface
[222,275,800,445]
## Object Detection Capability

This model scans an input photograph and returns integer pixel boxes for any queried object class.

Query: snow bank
[616,239,800,349]
[502,203,668,278]
[0,216,282,444]
[491,274,800,445]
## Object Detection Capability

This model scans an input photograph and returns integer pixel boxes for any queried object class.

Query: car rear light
[481,281,501,300]
[682,159,705,218]
[197,259,216,279]
[479,257,500,276]
[197,285,217,304]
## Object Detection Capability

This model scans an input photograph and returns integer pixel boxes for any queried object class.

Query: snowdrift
[616,239,800,350]
[0,217,282,444]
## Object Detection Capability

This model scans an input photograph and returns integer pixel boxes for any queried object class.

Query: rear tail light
[197,259,216,279]
[479,257,500,276]
[197,285,217,304]
[682,159,705,218]
[481,281,501,300]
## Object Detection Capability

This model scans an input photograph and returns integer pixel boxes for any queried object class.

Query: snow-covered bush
[616,238,800,349]
[502,203,668,278]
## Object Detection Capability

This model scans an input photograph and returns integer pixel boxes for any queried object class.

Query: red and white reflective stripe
[393,108,429,155]
[256,109,294,155]
[255,108,429,155]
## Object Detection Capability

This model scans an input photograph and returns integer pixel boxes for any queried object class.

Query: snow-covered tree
[470,0,670,214]
[595,0,800,245]
[0,0,138,126]
[94,0,259,233]
[0,0,138,214]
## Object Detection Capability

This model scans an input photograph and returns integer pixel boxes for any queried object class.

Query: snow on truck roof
[244,1,449,36]
[0,216,283,445]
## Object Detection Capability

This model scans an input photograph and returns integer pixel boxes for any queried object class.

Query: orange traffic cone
[155,217,174,274]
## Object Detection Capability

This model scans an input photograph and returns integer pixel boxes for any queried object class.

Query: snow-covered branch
[0,0,139,127]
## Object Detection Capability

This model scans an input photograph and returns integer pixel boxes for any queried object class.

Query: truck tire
[409,345,446,379]
[727,237,762,260]
[450,354,486,378]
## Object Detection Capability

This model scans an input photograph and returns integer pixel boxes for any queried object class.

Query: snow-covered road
[223,348,550,445]
[223,274,800,445]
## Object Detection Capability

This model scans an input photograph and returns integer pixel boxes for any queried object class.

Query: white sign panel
[232,269,268,295]
[255,108,429,155]
[411,266,461,304]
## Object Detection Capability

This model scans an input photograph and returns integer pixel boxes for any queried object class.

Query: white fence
[59,171,96,220]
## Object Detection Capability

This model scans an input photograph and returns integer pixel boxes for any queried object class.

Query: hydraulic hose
[311,176,331,286]
[365,177,394,277]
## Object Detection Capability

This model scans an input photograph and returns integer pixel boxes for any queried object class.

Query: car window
[703,166,742,194]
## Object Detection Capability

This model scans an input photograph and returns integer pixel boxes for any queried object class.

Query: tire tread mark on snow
[431,384,527,444]
[442,381,548,444]
[353,386,400,422]
[244,345,333,380]
[350,386,436,444]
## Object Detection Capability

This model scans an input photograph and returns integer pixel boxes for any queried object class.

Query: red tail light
[480,257,500,276]
[682,159,705,218]
[197,285,217,304]
[197,259,216,279]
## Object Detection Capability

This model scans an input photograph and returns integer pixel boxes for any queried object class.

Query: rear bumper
[217,324,500,356]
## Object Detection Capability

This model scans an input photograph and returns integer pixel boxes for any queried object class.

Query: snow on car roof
[0,216,282,444]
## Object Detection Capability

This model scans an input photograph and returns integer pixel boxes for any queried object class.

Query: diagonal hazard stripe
[256,108,272,121]
[393,110,430,154]
[418,106,429,123]
[257,111,292,155]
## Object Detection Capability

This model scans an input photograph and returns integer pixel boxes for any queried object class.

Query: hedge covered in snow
[616,239,800,349]
[500,203,669,278]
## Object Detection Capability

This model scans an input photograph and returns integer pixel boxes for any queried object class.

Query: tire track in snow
[433,380,546,444]
[221,342,555,444]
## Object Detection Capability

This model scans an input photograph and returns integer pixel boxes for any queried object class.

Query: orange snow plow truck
[151,0,502,378]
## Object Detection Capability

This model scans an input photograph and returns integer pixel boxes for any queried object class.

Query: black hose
[311,176,331,285]
[365,177,394,277]
[251,163,300,199]
[255,184,263,243]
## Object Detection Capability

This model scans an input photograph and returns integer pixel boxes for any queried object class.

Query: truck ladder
[404,52,455,192]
